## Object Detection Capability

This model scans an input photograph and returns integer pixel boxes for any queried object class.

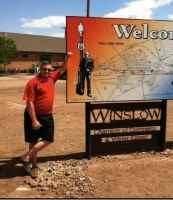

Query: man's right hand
[32,120,42,130]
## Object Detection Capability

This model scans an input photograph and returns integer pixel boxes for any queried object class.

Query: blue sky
[1,0,173,37]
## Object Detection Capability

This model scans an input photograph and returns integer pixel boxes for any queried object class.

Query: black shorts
[24,110,54,143]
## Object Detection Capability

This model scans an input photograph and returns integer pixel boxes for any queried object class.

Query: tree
[0,36,17,70]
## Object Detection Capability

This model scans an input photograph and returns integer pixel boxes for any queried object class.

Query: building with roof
[0,32,66,70]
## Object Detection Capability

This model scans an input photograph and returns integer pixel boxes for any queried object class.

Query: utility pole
[86,0,90,17]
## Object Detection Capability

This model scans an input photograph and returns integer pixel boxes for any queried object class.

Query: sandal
[30,166,39,178]
[17,157,32,175]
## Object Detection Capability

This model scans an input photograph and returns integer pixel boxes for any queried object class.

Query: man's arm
[26,101,42,130]
[58,67,66,76]
[51,52,72,81]
[59,52,72,75]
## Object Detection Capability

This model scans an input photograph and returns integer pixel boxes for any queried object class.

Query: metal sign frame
[85,100,167,159]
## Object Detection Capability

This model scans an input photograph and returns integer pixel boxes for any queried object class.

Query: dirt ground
[1,74,173,198]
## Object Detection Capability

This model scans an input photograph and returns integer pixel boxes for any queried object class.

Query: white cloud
[23,31,33,35]
[48,32,65,38]
[20,31,64,38]
[104,0,173,19]
[21,16,66,28]
[168,14,173,19]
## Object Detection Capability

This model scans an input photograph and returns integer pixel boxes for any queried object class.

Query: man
[20,59,67,178]
[77,52,94,97]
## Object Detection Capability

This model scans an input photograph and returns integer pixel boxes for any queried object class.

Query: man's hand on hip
[32,120,42,130]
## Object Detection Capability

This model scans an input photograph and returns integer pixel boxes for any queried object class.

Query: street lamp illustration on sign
[76,22,94,97]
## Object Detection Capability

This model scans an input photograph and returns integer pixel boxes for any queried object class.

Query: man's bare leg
[20,143,35,162]
[28,140,51,167]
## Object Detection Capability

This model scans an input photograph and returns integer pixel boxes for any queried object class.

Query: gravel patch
[24,159,95,198]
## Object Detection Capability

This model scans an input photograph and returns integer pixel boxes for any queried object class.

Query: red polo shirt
[23,70,61,115]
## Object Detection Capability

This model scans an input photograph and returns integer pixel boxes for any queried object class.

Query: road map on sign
[93,39,173,101]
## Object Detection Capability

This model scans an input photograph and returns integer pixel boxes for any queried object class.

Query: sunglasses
[42,68,52,72]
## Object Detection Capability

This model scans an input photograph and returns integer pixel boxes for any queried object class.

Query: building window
[40,54,52,63]
[22,53,29,58]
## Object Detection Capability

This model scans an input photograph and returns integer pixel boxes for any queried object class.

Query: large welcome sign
[66,16,173,102]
